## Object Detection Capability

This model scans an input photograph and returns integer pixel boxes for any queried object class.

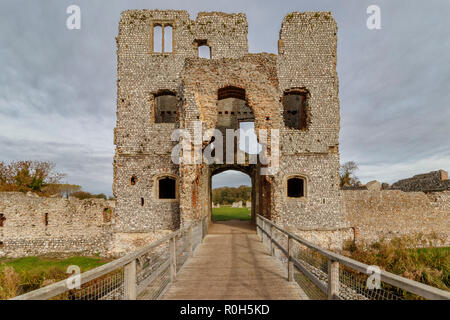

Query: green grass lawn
[0,256,111,299]
[212,206,251,221]
[0,256,109,274]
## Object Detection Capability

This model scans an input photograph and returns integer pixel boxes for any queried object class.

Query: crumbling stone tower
[114,10,349,246]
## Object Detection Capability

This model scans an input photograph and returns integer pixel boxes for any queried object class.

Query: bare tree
[340,161,360,187]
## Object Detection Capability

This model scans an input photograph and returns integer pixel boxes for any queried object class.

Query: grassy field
[342,235,450,296]
[212,206,251,221]
[0,256,110,299]
[0,256,109,274]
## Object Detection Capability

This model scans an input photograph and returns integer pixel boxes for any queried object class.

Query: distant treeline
[0,160,112,200]
[212,185,251,205]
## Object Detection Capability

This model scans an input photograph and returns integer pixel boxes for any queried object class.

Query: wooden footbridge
[154,221,305,300]
[12,215,450,300]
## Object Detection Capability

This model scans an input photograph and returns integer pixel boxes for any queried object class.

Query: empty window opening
[159,177,176,199]
[131,175,137,185]
[44,213,49,226]
[198,45,211,59]
[287,177,305,198]
[217,86,253,132]
[103,208,112,223]
[0,214,5,227]
[283,90,309,130]
[0,241,3,248]
[141,198,145,206]
[153,25,163,53]
[154,91,177,123]
[239,122,262,155]
[195,40,211,59]
[164,25,173,52]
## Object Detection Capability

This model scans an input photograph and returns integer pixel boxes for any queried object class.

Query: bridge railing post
[201,218,205,240]
[327,259,340,300]
[263,219,267,246]
[188,224,193,257]
[124,259,137,300]
[288,235,294,282]
[257,216,261,238]
[270,225,274,256]
[169,237,177,282]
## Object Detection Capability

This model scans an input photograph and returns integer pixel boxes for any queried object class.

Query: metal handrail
[11,216,208,300]
[256,214,450,300]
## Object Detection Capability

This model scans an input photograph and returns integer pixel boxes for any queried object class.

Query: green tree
[212,185,251,205]
[57,184,82,198]
[0,161,65,193]
[71,191,107,200]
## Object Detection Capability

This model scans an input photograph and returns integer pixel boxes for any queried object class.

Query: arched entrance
[209,164,259,224]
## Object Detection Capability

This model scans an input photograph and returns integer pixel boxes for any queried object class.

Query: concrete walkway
[161,220,305,300]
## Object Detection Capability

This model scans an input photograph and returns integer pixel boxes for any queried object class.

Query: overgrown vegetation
[0,161,65,195]
[0,160,111,199]
[0,256,110,299]
[212,185,251,205]
[70,191,109,200]
[341,234,449,294]
[212,207,251,221]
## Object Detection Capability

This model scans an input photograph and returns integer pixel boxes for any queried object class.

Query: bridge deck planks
[152,220,306,300]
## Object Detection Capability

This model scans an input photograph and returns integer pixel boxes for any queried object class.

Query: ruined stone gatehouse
[113,10,350,246]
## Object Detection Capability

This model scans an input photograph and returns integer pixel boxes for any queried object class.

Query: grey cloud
[212,171,251,189]
[0,0,448,194]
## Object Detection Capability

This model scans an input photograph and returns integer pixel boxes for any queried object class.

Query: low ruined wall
[390,170,450,192]
[0,192,115,258]
[343,190,450,245]
[287,227,354,251]
[0,192,174,258]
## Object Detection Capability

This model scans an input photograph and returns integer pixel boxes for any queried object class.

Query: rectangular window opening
[287,178,305,198]
[159,177,176,199]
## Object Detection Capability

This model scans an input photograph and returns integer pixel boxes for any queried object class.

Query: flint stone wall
[390,170,450,192]
[0,192,115,258]
[343,189,450,245]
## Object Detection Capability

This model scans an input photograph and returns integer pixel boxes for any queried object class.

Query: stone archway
[209,164,260,224]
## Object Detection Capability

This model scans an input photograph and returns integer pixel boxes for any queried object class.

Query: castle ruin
[1,11,447,259]
[113,10,349,243]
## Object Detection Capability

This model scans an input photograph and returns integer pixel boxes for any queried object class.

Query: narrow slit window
[153,25,162,53]
[141,198,145,206]
[158,177,176,199]
[287,177,305,198]
[44,213,49,226]
[103,208,112,223]
[0,214,5,227]
[164,25,173,52]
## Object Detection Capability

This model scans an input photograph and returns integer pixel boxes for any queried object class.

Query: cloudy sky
[0,0,449,194]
